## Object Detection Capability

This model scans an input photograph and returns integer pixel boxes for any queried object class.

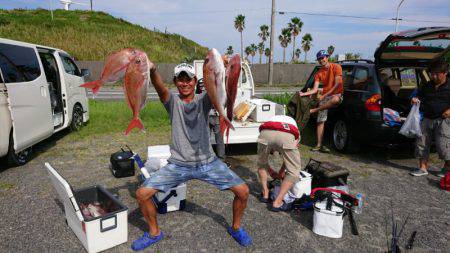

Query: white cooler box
[145,145,187,214]
[45,163,128,253]
[290,171,312,198]
[249,98,276,122]
[313,198,344,238]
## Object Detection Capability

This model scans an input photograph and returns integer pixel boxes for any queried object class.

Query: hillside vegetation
[0,9,208,62]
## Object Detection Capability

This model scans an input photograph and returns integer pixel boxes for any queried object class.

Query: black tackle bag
[110,147,135,178]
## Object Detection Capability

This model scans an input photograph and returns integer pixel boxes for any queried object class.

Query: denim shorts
[142,158,245,192]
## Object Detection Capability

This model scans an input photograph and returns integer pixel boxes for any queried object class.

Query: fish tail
[124,117,144,135]
[80,80,103,95]
[219,115,234,136]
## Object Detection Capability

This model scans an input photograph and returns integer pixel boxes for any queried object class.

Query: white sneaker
[410,169,429,176]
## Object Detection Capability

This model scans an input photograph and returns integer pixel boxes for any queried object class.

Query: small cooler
[249,98,276,122]
[144,145,187,214]
[45,163,128,253]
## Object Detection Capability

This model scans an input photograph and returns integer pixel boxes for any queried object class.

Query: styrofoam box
[146,145,186,214]
[147,145,171,167]
[249,98,276,122]
[45,163,128,253]
[290,171,312,198]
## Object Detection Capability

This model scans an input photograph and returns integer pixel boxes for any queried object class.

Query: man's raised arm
[150,64,170,103]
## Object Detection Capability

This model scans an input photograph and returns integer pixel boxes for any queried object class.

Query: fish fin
[124,118,144,135]
[80,80,103,95]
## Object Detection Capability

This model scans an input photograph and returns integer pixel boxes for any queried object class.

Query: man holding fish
[132,49,252,250]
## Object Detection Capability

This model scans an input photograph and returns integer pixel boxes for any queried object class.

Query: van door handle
[40,86,47,97]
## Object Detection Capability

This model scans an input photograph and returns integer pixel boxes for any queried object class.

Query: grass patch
[262,92,294,105]
[0,9,207,62]
[69,99,171,139]
[0,182,14,191]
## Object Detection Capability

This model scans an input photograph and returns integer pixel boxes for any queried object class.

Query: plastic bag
[399,103,422,138]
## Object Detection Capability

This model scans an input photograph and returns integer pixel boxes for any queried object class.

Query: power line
[279,11,450,24]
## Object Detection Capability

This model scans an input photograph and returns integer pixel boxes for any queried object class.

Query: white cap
[174,63,195,78]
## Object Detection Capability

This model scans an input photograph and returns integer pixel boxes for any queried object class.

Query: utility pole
[90,0,93,11]
[50,0,54,21]
[268,0,275,86]
[395,0,406,32]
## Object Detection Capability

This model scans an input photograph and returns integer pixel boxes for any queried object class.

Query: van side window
[60,54,81,76]
[0,43,41,83]
[349,67,369,91]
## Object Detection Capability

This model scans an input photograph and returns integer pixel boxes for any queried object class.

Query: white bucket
[312,199,344,238]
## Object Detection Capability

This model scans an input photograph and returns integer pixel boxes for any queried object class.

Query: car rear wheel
[333,119,359,153]
[70,104,83,132]
[7,133,32,167]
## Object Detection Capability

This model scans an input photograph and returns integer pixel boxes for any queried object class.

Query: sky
[1,0,450,62]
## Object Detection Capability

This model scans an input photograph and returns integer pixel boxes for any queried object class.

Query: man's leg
[229,184,250,230]
[135,187,160,236]
[257,168,270,199]
[272,180,294,208]
[436,118,450,177]
[316,121,325,148]
[311,94,341,113]
[412,118,432,176]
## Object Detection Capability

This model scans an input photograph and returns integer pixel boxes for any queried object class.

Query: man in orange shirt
[299,50,343,152]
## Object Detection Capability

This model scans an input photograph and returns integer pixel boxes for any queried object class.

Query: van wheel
[7,133,32,167]
[333,119,359,153]
[70,105,83,132]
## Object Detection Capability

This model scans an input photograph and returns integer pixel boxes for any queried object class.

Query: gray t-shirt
[163,92,216,166]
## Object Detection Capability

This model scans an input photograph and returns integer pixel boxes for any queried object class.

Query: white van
[0,38,90,166]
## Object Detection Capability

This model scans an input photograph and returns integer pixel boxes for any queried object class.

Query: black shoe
[258,194,269,203]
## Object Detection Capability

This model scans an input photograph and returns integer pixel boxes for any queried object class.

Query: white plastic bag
[399,103,422,138]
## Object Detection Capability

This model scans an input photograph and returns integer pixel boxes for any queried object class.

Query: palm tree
[264,48,271,63]
[294,48,301,61]
[288,17,303,62]
[245,46,252,63]
[354,53,362,60]
[258,24,269,47]
[250,43,257,64]
[345,53,354,60]
[234,14,245,57]
[279,28,292,64]
[301,33,313,63]
[327,45,335,57]
[257,42,264,64]
[226,46,234,56]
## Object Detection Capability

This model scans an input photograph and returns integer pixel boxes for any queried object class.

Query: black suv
[302,27,450,153]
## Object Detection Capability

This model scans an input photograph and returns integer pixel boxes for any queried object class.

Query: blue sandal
[227,227,252,247]
[131,232,164,251]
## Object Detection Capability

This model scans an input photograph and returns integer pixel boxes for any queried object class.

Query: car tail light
[365,94,381,112]
[82,221,86,234]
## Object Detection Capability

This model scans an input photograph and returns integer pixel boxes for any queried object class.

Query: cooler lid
[147,145,171,159]
[44,163,83,221]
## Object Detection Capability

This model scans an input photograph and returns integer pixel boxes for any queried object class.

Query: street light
[395,0,406,32]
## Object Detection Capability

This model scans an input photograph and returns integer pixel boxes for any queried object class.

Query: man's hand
[298,91,304,97]
[318,94,325,101]
[442,108,450,118]
[411,97,420,105]
[149,60,156,73]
